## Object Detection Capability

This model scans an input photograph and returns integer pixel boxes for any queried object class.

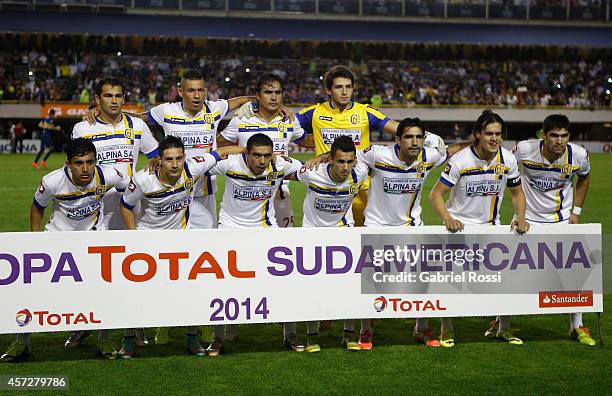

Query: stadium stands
[1,34,611,109]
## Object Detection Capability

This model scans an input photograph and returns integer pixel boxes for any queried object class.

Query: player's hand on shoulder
[83,106,99,125]
[279,105,295,122]
[217,146,245,159]
[233,101,256,119]
[304,152,330,170]
[143,156,160,174]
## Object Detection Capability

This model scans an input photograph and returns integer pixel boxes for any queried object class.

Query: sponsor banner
[0,224,602,334]
[40,104,144,119]
[0,139,41,154]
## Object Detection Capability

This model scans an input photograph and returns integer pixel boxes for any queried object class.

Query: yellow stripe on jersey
[488,196,498,224]
[553,189,562,222]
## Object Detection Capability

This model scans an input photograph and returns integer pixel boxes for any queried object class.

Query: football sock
[441,318,454,332]
[306,321,318,335]
[212,325,225,339]
[498,315,512,332]
[283,322,297,338]
[415,318,429,333]
[343,319,355,333]
[360,319,372,334]
[570,313,583,330]
[17,333,31,346]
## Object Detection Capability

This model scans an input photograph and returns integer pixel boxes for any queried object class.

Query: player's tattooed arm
[429,181,464,233]
[30,203,44,232]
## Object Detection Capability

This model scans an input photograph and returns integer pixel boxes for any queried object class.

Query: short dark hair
[543,114,570,134]
[94,77,124,97]
[66,138,96,162]
[330,135,356,158]
[158,136,184,158]
[472,110,505,142]
[396,117,425,138]
[246,133,273,151]
[180,69,205,86]
[49,109,56,116]
[324,66,354,90]
[256,73,283,94]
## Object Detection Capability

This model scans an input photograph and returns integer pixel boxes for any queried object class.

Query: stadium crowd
[1,34,611,109]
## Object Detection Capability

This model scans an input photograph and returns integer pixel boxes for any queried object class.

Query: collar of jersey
[96,113,126,126]
[180,101,206,119]
[327,100,354,112]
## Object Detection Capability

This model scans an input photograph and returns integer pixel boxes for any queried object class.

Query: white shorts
[188,195,218,229]
[274,183,293,228]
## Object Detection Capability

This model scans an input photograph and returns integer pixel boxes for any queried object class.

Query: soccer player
[1,138,128,362]
[295,66,397,227]
[118,136,242,358]
[32,109,61,169]
[218,73,313,228]
[70,77,159,348]
[205,133,304,356]
[429,110,529,346]
[358,118,447,348]
[286,135,369,352]
[512,114,595,346]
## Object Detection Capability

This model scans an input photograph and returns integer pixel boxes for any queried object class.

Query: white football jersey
[439,146,520,225]
[359,145,442,227]
[148,100,228,197]
[513,140,590,223]
[121,153,220,230]
[297,162,369,227]
[71,114,158,177]
[209,154,303,228]
[34,165,127,231]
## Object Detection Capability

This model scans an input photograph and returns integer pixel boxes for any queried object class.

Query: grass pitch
[0,152,610,395]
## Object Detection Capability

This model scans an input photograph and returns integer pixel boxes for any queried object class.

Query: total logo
[373,297,446,312]
[16,309,32,327]
[14,309,101,327]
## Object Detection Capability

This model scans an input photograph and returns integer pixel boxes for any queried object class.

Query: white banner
[0,139,41,154]
[0,224,602,334]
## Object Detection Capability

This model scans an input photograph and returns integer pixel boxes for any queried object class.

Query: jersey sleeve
[506,152,521,187]
[296,106,315,135]
[71,122,85,139]
[577,148,590,177]
[147,103,165,126]
[208,156,232,176]
[121,175,145,210]
[424,131,448,165]
[357,145,377,169]
[295,165,311,185]
[102,167,129,192]
[424,147,443,168]
[189,152,221,176]
[33,177,53,209]
[139,122,159,158]
[511,140,526,162]
[281,156,304,177]
[365,107,391,132]
[211,99,230,122]
[290,119,307,144]
[439,155,460,187]
[354,161,370,181]
[220,117,240,143]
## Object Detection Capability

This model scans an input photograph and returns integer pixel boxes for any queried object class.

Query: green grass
[0,152,610,395]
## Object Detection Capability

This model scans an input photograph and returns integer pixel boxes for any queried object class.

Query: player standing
[512,114,595,346]
[205,133,304,356]
[32,109,61,169]
[429,110,529,346]
[1,138,128,362]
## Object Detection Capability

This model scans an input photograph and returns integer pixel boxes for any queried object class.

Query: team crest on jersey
[349,182,361,195]
[95,185,106,197]
[184,178,194,192]
[124,128,135,140]
[494,164,505,176]
[266,172,278,181]
[204,114,214,124]
[350,114,361,125]
[38,182,45,194]
[416,162,427,174]
[277,122,287,133]
[561,164,572,175]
